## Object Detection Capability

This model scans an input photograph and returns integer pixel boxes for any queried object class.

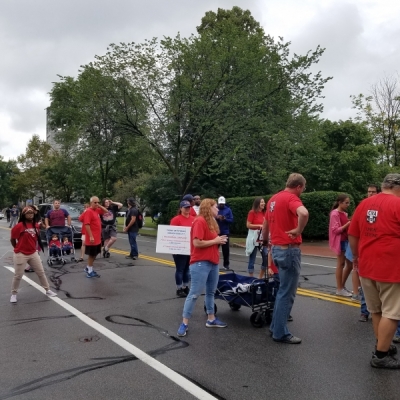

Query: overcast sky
[1,0,399,160]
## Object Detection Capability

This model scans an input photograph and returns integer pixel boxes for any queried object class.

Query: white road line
[3,266,217,400]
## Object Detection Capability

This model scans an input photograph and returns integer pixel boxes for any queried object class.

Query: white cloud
[0,0,399,160]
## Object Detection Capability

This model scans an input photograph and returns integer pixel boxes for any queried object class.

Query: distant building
[46,107,61,151]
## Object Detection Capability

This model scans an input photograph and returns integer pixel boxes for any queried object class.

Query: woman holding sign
[177,199,228,337]
[170,200,195,298]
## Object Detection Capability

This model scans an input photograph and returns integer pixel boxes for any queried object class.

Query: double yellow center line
[110,248,359,308]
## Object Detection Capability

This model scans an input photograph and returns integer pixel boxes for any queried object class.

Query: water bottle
[256,286,262,303]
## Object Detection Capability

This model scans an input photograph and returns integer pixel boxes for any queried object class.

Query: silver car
[0,212,4,220]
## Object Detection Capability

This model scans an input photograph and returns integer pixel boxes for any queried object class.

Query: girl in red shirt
[10,207,57,303]
[177,199,228,337]
[246,197,267,277]
[170,200,195,298]
[328,194,352,297]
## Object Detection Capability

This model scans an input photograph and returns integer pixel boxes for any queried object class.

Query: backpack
[136,210,143,229]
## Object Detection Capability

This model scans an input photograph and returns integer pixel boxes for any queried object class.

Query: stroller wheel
[250,312,264,328]
[62,260,67,265]
[47,259,51,266]
[229,303,241,311]
[49,260,53,266]
[203,303,217,315]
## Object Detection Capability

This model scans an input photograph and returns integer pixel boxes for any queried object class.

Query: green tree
[13,135,53,202]
[291,120,379,202]
[352,75,400,167]
[89,6,330,197]
[0,157,20,207]
[49,68,146,198]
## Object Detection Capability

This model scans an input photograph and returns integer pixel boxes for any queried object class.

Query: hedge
[166,191,355,240]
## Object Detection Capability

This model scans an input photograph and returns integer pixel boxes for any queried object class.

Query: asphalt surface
[0,219,399,400]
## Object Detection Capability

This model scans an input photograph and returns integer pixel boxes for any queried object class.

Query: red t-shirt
[190,207,197,217]
[247,210,265,229]
[170,214,195,227]
[190,216,219,265]
[11,222,38,255]
[83,208,104,246]
[49,239,61,248]
[339,211,349,241]
[266,190,304,245]
[348,193,400,282]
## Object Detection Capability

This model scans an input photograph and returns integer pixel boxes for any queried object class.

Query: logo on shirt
[366,210,378,224]
[25,228,36,237]
[269,201,276,212]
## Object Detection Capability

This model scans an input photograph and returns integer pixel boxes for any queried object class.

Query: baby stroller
[209,271,279,328]
[46,226,76,267]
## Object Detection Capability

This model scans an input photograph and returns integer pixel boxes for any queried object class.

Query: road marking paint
[297,289,359,307]
[109,250,358,308]
[3,266,217,400]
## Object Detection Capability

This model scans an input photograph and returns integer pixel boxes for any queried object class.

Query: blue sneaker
[177,323,188,337]
[206,318,227,328]
[86,271,100,278]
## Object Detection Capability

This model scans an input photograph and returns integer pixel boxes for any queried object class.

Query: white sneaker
[46,290,57,297]
[10,295,17,303]
[336,288,352,297]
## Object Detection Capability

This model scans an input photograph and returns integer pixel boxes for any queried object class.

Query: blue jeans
[127,231,139,257]
[248,246,267,273]
[50,247,61,257]
[173,254,190,287]
[360,287,369,317]
[270,246,301,340]
[182,261,219,319]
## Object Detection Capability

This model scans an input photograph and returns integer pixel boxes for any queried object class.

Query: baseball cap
[180,200,191,208]
[182,194,193,201]
[218,196,226,204]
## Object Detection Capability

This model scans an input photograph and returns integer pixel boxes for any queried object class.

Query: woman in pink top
[329,194,352,297]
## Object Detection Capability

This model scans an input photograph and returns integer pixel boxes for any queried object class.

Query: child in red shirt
[61,237,73,255]
[49,234,61,257]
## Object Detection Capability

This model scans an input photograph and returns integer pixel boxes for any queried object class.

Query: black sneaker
[359,314,368,322]
[375,344,398,357]
[102,248,107,258]
[106,251,110,258]
[287,315,293,322]
[371,354,400,369]
[183,286,189,295]
[176,288,187,298]
[273,335,302,344]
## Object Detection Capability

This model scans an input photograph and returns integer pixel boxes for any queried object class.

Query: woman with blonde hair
[177,199,228,337]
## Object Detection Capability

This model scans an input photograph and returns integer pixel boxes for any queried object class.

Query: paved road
[0,220,399,400]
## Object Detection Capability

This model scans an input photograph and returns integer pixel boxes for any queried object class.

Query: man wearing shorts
[349,174,400,368]
[83,197,107,278]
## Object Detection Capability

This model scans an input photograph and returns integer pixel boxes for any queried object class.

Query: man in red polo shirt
[262,173,309,344]
[83,196,107,278]
[349,174,400,369]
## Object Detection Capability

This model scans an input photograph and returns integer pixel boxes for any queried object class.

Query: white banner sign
[156,225,191,255]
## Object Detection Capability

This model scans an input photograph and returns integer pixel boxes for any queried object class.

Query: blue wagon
[211,271,279,328]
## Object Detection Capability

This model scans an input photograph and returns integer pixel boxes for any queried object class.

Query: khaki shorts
[360,277,400,319]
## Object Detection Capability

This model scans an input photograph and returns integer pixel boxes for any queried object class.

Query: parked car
[117,207,127,217]
[0,211,4,219]
[38,203,84,248]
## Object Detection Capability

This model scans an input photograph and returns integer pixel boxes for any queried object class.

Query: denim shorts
[340,240,348,252]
